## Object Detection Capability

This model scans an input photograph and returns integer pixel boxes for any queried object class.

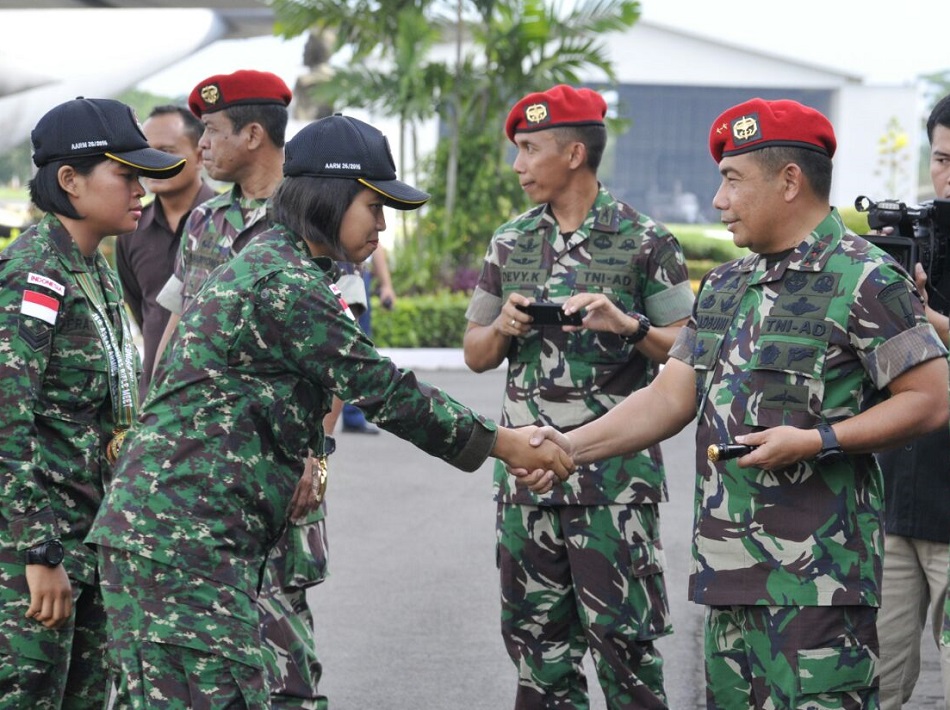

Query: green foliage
[838,205,871,235]
[273,0,642,294]
[370,292,472,347]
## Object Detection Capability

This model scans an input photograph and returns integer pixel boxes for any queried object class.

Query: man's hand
[288,456,325,523]
[25,564,72,629]
[732,426,822,470]
[496,293,533,338]
[493,426,574,493]
[505,426,576,494]
[562,292,631,335]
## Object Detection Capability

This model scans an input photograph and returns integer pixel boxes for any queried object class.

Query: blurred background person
[116,104,214,401]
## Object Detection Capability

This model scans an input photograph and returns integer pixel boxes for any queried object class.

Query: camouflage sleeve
[284,278,498,471]
[0,261,60,548]
[850,262,948,389]
[668,322,697,364]
[638,226,695,326]
[465,237,504,325]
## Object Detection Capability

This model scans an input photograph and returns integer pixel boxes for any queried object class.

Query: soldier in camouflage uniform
[0,98,184,708]
[533,98,950,709]
[86,114,572,708]
[464,85,694,709]
[152,69,332,709]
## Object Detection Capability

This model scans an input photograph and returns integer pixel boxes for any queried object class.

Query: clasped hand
[498,425,575,494]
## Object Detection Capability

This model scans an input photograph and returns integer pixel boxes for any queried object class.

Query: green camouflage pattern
[704,605,878,708]
[0,213,133,580]
[667,208,948,608]
[497,502,671,709]
[88,224,498,682]
[0,568,111,709]
[164,185,270,314]
[260,509,329,709]
[0,214,134,708]
[156,185,330,705]
[469,186,687,708]
[466,186,694,506]
[100,548,269,709]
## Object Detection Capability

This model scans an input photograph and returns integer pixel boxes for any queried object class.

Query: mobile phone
[516,302,583,327]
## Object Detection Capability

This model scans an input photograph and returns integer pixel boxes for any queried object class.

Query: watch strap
[623,312,651,344]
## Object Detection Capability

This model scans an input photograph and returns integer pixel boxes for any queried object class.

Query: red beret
[505,84,606,143]
[708,98,836,163]
[188,69,292,118]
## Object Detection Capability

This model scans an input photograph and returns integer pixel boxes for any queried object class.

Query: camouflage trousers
[260,509,329,710]
[496,502,672,710]
[0,556,111,709]
[99,547,270,709]
[704,604,879,709]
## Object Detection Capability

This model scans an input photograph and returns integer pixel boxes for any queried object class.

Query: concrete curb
[378,348,471,371]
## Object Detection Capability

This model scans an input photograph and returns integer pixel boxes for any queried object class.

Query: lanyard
[74,262,138,433]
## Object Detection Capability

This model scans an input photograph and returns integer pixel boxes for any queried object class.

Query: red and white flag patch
[328,283,356,321]
[20,289,60,325]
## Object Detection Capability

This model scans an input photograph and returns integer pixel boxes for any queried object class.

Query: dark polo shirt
[116,182,216,400]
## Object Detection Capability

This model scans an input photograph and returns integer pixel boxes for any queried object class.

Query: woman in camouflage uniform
[0,98,184,708]
[87,114,572,709]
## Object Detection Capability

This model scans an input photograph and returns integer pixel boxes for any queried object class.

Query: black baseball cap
[31,97,187,179]
[283,114,430,210]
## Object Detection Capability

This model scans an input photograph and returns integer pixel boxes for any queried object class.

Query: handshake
[492,425,574,494]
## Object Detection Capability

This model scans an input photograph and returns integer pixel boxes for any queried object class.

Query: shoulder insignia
[28,272,66,296]
[328,282,356,321]
[20,289,60,325]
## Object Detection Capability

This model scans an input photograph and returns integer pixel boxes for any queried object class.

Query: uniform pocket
[744,336,826,429]
[798,645,877,695]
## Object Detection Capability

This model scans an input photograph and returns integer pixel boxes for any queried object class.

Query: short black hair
[553,124,608,171]
[28,154,109,218]
[270,176,363,258]
[927,94,950,144]
[148,104,204,147]
[754,145,833,201]
[226,103,289,148]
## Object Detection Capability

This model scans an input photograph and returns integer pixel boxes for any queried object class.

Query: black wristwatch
[622,313,651,344]
[814,423,845,465]
[323,435,336,457]
[25,539,65,567]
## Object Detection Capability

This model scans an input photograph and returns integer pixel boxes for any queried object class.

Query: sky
[136,0,948,97]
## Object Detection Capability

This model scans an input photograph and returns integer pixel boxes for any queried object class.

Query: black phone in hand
[516,302,583,326]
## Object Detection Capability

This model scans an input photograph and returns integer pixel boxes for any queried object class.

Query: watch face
[45,540,65,566]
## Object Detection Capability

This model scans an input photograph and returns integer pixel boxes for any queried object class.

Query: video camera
[855,195,950,315]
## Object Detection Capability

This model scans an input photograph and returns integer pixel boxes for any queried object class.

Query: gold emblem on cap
[200,84,221,105]
[732,114,760,143]
[525,102,549,126]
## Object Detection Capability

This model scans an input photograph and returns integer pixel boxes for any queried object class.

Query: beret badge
[731,113,760,146]
[524,102,549,127]
[200,84,221,106]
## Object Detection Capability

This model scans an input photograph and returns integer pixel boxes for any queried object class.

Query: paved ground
[309,362,946,709]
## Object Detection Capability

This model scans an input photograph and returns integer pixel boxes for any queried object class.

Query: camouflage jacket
[0,214,137,584]
[466,186,694,506]
[157,184,271,315]
[669,208,948,608]
[88,225,497,599]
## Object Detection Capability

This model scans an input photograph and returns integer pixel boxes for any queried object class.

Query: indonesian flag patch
[20,289,60,325]
[328,283,356,321]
